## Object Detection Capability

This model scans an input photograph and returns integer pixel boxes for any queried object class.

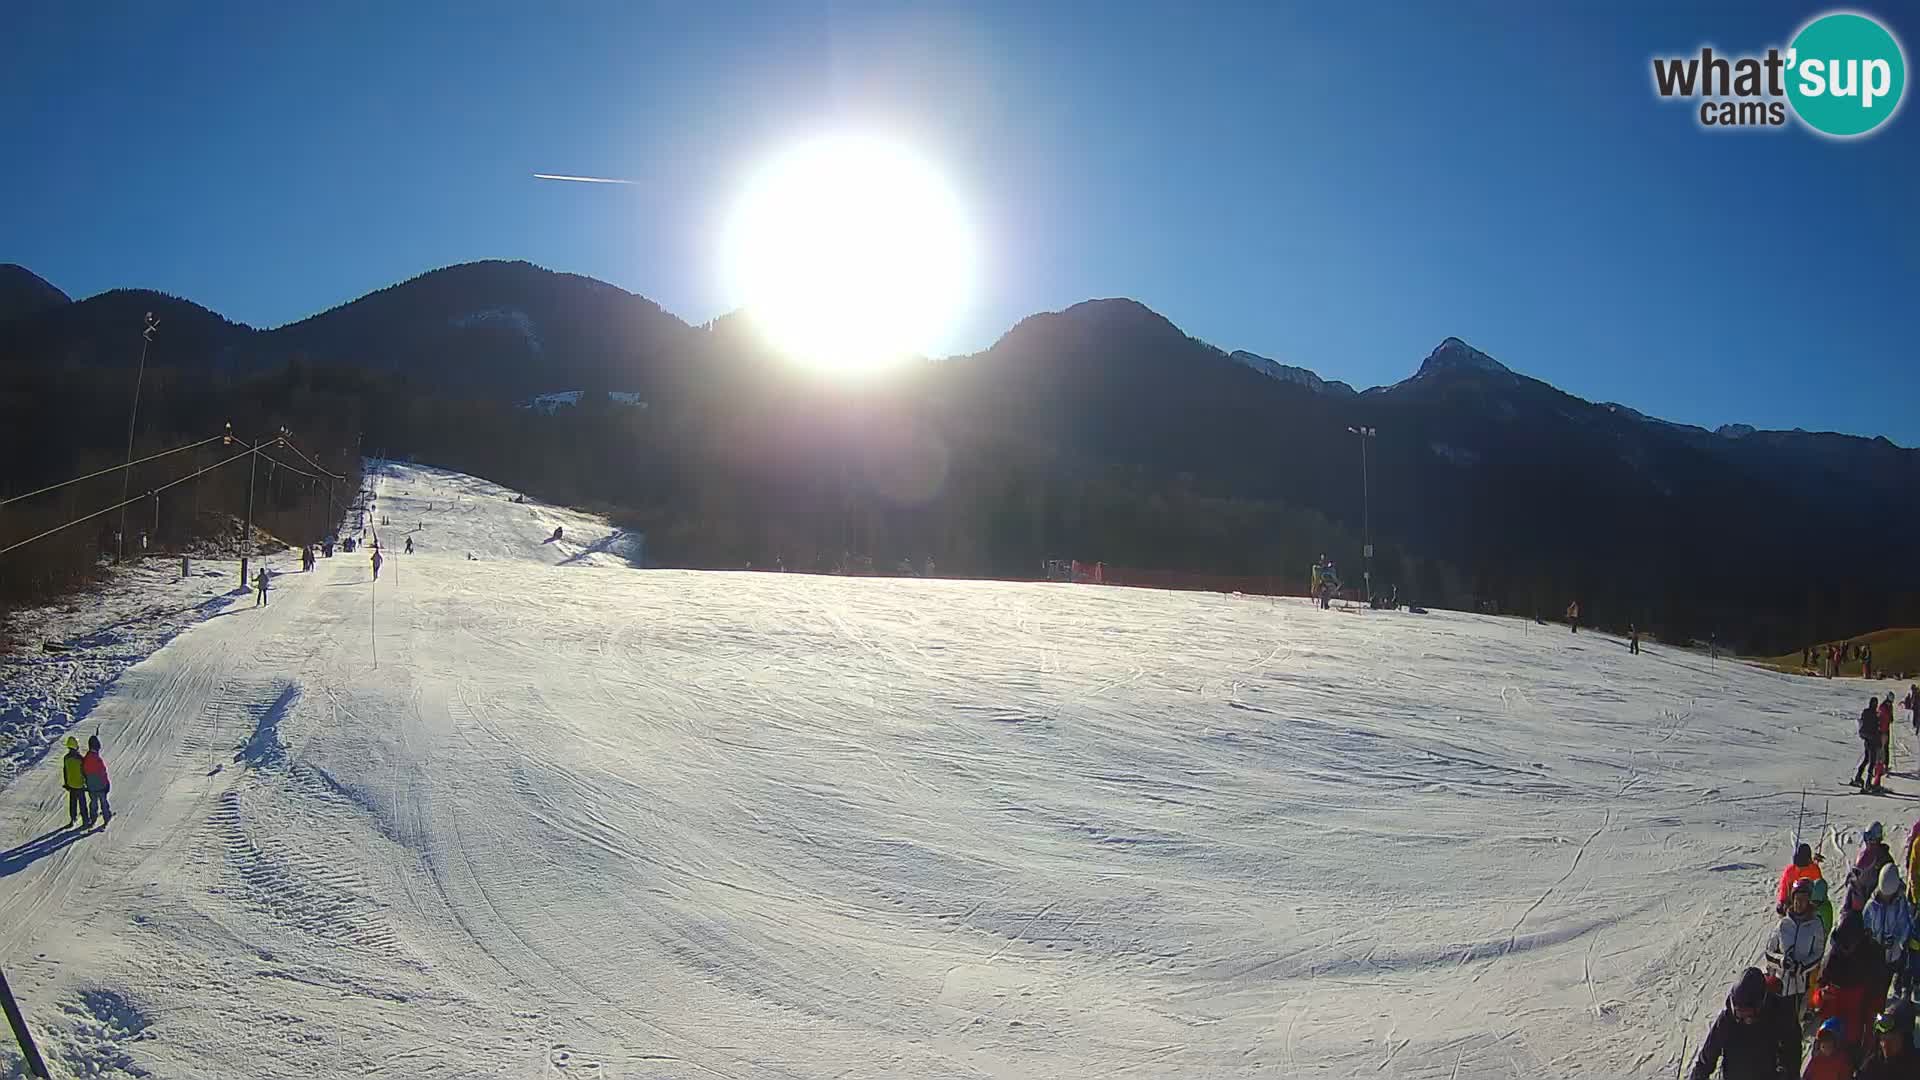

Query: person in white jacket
[1767,877,1829,1022]
[1862,863,1917,995]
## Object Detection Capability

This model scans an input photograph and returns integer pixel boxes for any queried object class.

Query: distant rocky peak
[1416,336,1512,378]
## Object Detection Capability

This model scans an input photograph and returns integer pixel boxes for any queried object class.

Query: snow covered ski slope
[0,463,1903,1078]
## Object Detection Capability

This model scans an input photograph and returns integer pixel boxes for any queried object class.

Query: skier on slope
[404,536,413,555]
[1819,908,1886,1054]
[1864,865,1918,997]
[1767,877,1830,1024]
[1905,821,1920,915]
[1848,826,1898,912]
[1686,967,1800,1080]
[1812,877,1836,935]
[1859,700,1888,790]
[1879,695,1897,789]
[82,735,111,827]
[60,737,90,828]
[254,566,270,608]
[1803,1017,1852,1080]
[371,548,383,581]
[1856,1008,1920,1080]
[1908,685,1920,736]
[1566,600,1580,634]
[1779,843,1825,914]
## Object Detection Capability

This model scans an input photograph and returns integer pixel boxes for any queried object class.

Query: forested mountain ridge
[5,260,1912,652]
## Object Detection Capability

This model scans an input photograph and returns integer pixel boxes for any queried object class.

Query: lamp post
[1347,425,1376,601]
[117,312,158,560]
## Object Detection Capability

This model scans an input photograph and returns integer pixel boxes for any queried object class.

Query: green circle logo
[1787,12,1906,137]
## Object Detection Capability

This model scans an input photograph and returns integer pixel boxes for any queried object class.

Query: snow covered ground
[0,463,1907,1079]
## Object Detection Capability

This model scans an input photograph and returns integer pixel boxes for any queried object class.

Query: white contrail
[533,173,634,184]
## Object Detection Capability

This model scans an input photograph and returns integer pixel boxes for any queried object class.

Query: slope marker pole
[0,969,50,1078]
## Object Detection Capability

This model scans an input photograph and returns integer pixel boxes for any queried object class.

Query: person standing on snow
[1905,821,1920,910]
[1629,624,1641,655]
[1803,1017,1852,1080]
[404,536,413,555]
[1768,877,1829,1024]
[1855,1008,1920,1080]
[1820,908,1886,1055]
[1779,843,1824,914]
[1860,701,1888,789]
[1864,865,1918,997]
[1849,826,1898,912]
[1686,967,1800,1080]
[1566,600,1580,634]
[371,548,383,581]
[254,566,270,607]
[1879,695,1897,788]
[1907,685,1920,736]
[1863,643,1875,681]
[60,736,90,828]
[1812,877,1836,935]
[82,735,111,826]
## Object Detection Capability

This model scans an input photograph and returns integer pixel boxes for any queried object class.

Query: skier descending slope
[60,737,89,828]
[1685,967,1799,1080]
[82,735,112,827]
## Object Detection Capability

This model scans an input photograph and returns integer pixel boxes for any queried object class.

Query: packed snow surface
[0,463,1900,1078]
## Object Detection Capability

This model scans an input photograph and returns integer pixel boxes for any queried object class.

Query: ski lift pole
[0,968,50,1078]
[1796,789,1806,846]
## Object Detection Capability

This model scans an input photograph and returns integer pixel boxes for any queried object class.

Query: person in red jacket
[1821,908,1888,1053]
[1803,1017,1853,1080]
[82,735,111,826]
[1780,843,1825,913]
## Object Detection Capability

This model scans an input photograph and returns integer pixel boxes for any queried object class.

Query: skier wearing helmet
[1813,878,1836,934]
[1803,1016,1851,1080]
[1766,876,1829,1024]
[60,736,89,827]
[1849,826,1897,914]
[1857,1007,1920,1080]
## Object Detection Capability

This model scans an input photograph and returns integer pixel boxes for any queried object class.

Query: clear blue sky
[5,2,1915,441]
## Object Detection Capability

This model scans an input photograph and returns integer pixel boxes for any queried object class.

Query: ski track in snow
[0,461,1909,1078]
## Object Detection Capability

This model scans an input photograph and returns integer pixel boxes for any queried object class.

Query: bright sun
[724,134,975,375]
